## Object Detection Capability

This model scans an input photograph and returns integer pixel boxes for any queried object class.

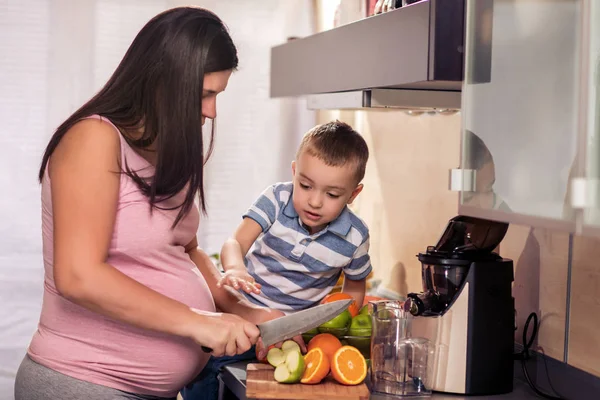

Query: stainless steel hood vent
[306,89,461,110]
[269,0,492,110]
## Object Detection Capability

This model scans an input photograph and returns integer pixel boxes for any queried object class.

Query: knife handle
[201,346,212,353]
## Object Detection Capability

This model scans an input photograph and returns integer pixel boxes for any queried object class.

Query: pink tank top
[28,115,216,397]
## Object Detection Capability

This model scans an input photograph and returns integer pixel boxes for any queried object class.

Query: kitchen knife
[259,299,352,347]
[201,299,352,352]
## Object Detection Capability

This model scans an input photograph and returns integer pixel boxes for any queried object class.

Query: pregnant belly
[30,319,210,396]
[31,268,216,396]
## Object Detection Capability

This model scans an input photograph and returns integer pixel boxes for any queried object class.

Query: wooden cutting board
[245,363,370,400]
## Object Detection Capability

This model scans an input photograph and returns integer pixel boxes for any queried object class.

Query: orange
[307,333,342,361]
[321,292,359,317]
[331,346,368,385]
[300,347,330,384]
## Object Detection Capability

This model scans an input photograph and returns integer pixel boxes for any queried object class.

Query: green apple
[348,313,372,337]
[273,349,305,383]
[320,309,351,329]
[267,348,287,367]
[302,327,319,344]
[359,304,370,316]
[267,340,302,368]
[303,327,319,335]
[281,340,301,354]
[318,309,351,337]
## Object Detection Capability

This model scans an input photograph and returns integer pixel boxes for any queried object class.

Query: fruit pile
[302,293,373,359]
[259,293,382,386]
[265,338,368,386]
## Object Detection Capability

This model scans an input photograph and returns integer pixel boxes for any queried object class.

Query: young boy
[182,120,371,400]
[218,120,372,312]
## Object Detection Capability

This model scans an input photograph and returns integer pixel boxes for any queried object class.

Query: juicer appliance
[403,215,515,395]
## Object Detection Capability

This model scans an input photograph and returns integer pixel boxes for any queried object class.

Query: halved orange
[331,346,367,385]
[301,347,330,384]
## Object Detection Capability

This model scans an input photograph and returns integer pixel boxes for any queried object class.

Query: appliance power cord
[517,312,566,400]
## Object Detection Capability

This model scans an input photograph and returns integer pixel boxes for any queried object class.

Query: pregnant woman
[14,7,283,400]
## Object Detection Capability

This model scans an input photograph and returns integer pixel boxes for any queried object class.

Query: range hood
[269,0,492,110]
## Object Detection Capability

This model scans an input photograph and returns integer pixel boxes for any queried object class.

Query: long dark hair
[39,7,238,227]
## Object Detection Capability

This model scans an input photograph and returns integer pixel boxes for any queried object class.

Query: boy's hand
[217,269,262,294]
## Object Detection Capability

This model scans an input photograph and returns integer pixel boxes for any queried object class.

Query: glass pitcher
[370,300,432,397]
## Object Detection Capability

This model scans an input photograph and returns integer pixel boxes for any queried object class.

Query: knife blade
[258,299,352,347]
[200,299,352,353]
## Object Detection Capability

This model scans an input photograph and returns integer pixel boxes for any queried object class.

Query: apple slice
[266,348,286,367]
[274,364,292,383]
[281,340,301,354]
[274,350,305,384]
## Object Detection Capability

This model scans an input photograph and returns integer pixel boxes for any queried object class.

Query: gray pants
[14,355,177,400]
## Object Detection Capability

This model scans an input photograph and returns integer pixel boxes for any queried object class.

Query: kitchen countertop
[218,361,542,400]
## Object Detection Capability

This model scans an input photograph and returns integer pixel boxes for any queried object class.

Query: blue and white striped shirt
[242,182,372,313]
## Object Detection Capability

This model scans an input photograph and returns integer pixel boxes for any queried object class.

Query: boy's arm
[341,234,372,308]
[220,183,280,293]
[342,277,366,310]
[218,218,264,293]
[221,217,263,273]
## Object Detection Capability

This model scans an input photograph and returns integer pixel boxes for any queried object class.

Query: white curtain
[0,0,315,397]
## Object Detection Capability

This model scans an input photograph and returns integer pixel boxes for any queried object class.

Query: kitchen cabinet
[459,0,592,233]
[270,0,467,109]
[580,1,600,234]
[269,0,600,235]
